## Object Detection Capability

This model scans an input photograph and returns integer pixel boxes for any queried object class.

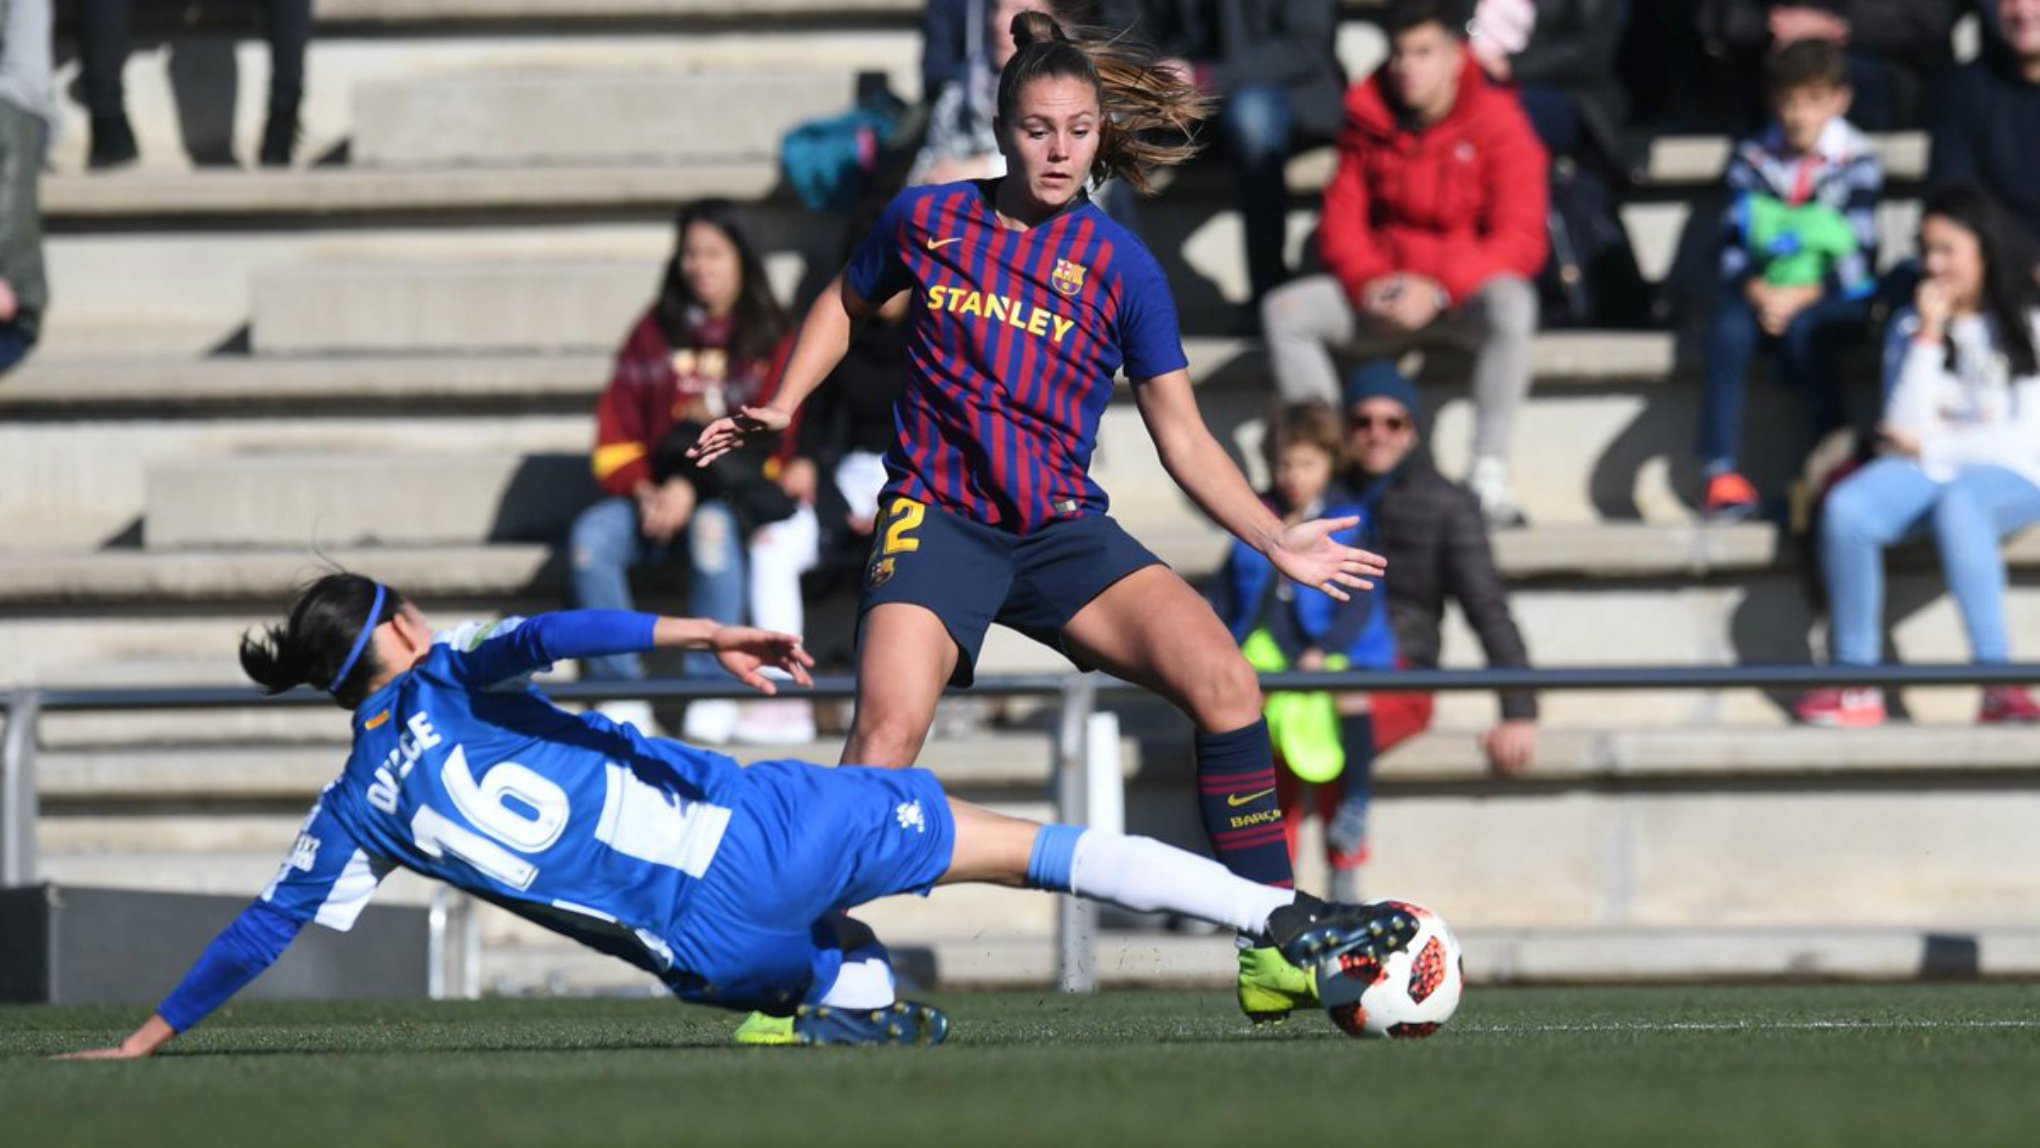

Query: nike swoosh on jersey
[925,237,963,250]
[1226,787,1277,807]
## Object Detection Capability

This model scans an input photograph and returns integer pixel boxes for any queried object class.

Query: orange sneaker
[1703,472,1760,521]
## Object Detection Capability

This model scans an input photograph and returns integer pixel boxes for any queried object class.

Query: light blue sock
[1025,823,1087,893]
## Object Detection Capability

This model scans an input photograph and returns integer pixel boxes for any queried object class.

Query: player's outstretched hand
[709,626,816,695]
[1270,516,1386,603]
[54,1046,147,1060]
[686,405,792,468]
[53,1016,174,1060]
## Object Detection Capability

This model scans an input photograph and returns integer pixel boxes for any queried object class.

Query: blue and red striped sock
[1194,719,1294,893]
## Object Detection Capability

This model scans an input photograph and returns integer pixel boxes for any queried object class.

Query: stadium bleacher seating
[7,0,2038,991]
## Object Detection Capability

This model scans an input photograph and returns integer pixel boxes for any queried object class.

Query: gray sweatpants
[1262,273,1538,464]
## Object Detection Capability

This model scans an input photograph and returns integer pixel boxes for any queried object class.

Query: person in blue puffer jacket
[1210,401,1397,902]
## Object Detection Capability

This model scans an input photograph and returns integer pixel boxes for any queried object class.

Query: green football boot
[732,1010,798,1046]
[1236,944,1319,1024]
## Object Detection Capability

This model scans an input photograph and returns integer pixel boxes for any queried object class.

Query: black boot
[259,103,298,168]
[88,114,138,171]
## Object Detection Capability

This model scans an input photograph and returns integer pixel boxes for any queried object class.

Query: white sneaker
[733,699,818,746]
[591,699,661,738]
[1468,456,1527,529]
[681,698,742,745]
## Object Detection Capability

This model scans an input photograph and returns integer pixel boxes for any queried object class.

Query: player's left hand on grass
[1270,516,1386,602]
[54,1046,147,1060]
[710,626,815,695]
[54,1016,173,1060]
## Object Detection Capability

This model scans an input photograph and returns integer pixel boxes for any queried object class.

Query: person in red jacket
[569,199,802,744]
[1262,0,1549,528]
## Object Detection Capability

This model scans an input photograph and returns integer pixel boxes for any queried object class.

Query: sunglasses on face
[1350,414,1410,433]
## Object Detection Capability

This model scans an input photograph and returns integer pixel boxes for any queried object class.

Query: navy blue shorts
[858,496,1165,687]
[667,760,955,1013]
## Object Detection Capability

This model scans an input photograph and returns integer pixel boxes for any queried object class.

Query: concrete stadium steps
[41,165,785,223]
[0,353,607,412]
[0,331,1675,413]
[44,6,1391,177]
[38,131,1930,225]
[353,73,857,167]
[1,332,1701,552]
[8,527,2040,726]
[43,24,930,177]
[34,141,1928,355]
[250,259,686,356]
[0,412,590,552]
[211,195,1923,358]
[144,453,597,549]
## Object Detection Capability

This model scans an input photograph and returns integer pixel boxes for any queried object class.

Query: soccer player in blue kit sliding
[689,9,1386,1023]
[57,575,1417,1056]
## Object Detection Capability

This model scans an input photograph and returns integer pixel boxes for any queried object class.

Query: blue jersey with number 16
[260,614,745,982]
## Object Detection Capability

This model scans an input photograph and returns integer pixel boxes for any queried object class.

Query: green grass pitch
[7,984,2040,1146]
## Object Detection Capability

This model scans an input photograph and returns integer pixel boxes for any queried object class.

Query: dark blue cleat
[1267,896,1420,974]
[789,1000,950,1047]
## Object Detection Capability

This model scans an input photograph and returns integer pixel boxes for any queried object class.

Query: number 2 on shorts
[882,497,925,555]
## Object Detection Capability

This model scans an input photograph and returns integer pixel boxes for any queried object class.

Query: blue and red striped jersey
[845,180,1188,534]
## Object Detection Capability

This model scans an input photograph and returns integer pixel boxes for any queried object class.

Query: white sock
[817,952,897,1009]
[1067,832,1292,937]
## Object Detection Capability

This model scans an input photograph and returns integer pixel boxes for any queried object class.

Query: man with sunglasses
[1342,363,1538,774]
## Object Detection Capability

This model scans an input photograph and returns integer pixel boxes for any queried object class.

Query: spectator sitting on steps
[1796,187,2040,729]
[568,200,803,746]
[1339,361,1539,774]
[1696,38,1882,522]
[1262,0,1549,530]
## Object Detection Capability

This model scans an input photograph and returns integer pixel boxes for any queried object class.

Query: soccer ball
[1315,899,1463,1040]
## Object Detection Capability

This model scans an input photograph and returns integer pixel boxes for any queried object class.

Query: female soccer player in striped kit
[691,10,1385,1022]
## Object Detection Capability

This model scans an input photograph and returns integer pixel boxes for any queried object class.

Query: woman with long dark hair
[569,199,805,744]
[56,574,1414,1056]
[1798,186,2040,727]
[692,10,1385,1024]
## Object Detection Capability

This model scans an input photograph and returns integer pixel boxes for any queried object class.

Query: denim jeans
[1697,286,1867,472]
[567,495,746,680]
[1819,458,2040,667]
[1219,82,1296,306]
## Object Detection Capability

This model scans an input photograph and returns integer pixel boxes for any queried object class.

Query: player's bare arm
[688,273,883,466]
[1132,369,1385,600]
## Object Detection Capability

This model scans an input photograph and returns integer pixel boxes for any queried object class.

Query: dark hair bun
[1011,9,1067,48]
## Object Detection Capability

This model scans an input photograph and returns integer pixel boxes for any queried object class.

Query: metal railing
[5,661,2040,993]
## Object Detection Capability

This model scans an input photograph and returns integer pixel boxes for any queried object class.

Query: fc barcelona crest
[1051,258,1088,296]
[870,557,896,588]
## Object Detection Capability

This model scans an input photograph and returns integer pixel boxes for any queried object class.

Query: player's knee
[1184,655,1264,731]
[1478,275,1539,337]
[845,710,932,768]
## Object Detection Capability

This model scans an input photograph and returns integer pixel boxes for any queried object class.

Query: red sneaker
[1794,686,1887,728]
[1703,472,1761,521]
[1980,686,2040,724]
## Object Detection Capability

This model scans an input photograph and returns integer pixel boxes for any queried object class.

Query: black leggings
[77,0,313,119]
